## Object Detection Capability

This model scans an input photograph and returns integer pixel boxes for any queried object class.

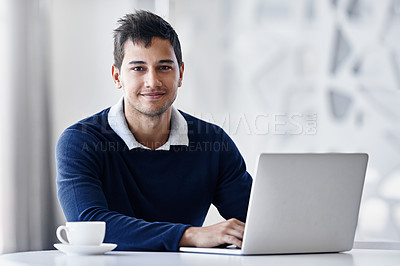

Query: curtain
[0,0,57,253]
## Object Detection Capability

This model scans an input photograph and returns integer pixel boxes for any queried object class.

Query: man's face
[112,37,184,118]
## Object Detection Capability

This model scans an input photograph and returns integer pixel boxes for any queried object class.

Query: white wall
[0,0,14,253]
[51,0,132,142]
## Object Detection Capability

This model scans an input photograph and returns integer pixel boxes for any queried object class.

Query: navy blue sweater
[56,108,252,251]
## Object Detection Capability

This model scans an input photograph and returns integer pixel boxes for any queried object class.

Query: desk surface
[0,249,399,266]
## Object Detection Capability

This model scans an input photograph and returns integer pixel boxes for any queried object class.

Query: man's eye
[159,66,172,70]
[132,67,143,71]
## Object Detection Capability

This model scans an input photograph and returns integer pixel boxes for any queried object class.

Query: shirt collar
[107,97,189,151]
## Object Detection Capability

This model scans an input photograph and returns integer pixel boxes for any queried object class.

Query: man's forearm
[179,226,198,247]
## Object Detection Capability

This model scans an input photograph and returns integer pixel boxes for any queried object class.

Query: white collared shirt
[107,97,189,151]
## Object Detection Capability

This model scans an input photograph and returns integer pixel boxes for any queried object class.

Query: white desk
[0,249,399,266]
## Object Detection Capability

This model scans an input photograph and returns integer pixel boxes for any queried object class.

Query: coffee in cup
[56,221,106,246]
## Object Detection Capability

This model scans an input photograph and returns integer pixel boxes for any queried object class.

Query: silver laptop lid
[242,153,368,255]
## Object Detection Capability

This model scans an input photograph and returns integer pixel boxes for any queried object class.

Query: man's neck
[125,107,172,150]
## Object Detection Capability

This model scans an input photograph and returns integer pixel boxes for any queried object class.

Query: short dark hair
[113,10,182,70]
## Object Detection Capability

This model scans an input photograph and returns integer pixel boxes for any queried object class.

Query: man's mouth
[140,92,166,100]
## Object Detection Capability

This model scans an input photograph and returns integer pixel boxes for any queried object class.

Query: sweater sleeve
[212,130,253,222]
[55,128,190,251]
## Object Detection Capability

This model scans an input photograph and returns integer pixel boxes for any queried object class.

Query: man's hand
[179,218,245,248]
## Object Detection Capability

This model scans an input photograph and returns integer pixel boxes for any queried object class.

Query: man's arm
[56,128,190,251]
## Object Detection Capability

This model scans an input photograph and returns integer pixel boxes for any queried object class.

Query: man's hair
[113,10,182,70]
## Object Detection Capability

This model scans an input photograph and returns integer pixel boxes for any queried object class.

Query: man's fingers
[220,219,245,247]
[226,219,245,239]
[226,227,244,240]
[223,234,242,248]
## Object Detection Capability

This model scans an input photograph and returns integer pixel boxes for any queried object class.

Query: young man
[56,10,252,251]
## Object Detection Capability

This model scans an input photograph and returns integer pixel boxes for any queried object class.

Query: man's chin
[138,106,170,118]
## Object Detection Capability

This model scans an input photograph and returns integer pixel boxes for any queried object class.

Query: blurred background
[1,0,399,253]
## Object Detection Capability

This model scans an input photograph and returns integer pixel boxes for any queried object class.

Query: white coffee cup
[56,221,106,246]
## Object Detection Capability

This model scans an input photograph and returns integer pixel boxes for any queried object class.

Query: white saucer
[54,243,117,255]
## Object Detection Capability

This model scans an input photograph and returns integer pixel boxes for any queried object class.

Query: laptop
[180,153,368,255]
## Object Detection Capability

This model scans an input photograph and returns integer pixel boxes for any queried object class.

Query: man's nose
[144,69,162,88]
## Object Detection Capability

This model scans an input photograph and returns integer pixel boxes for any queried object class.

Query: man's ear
[111,65,122,89]
[178,62,184,87]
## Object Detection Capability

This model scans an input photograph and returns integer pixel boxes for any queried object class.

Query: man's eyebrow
[159,59,174,64]
[127,59,175,65]
[128,60,146,65]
